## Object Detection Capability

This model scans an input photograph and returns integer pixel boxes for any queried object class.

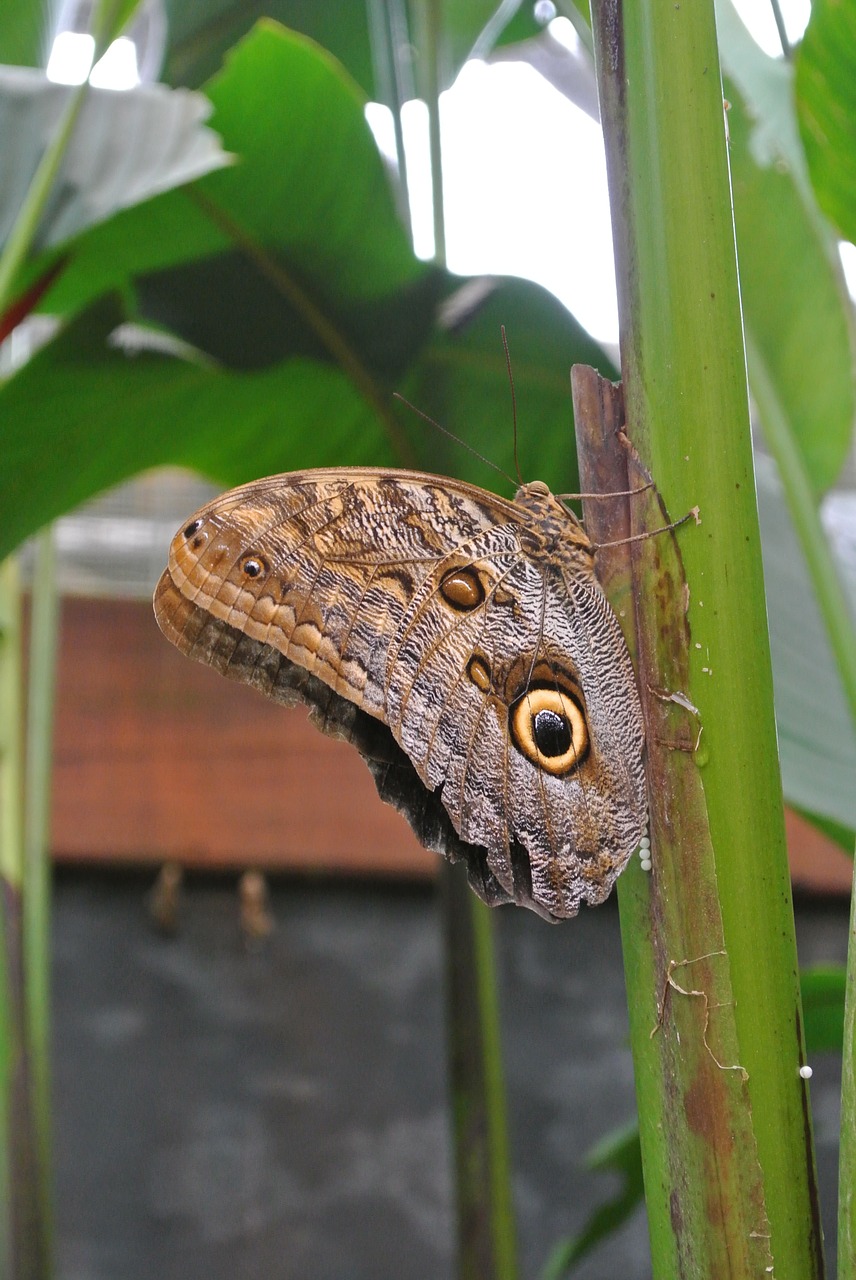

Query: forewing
[154,468,515,719]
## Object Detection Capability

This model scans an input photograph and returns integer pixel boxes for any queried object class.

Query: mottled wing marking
[163,471,515,720]
[155,467,647,921]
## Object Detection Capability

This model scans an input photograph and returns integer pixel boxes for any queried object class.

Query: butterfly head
[513,480,593,563]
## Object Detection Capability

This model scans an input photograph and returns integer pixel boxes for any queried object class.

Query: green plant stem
[0,0,147,318]
[0,557,51,1279]
[418,0,447,265]
[441,868,518,1280]
[768,0,792,58]
[746,333,856,732]
[410,4,516,1273]
[366,0,414,240]
[590,0,823,1275]
[0,82,88,317]
[23,529,59,1266]
[0,558,23,1278]
[840,844,856,1278]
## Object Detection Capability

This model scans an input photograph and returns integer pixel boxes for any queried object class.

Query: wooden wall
[48,597,851,894]
[51,597,434,877]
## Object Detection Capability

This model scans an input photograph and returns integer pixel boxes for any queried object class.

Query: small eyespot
[241,555,268,579]
[467,655,492,693]
[183,518,203,539]
[440,566,485,611]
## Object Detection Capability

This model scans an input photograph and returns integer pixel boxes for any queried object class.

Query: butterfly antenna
[501,325,524,485]
[392,393,516,488]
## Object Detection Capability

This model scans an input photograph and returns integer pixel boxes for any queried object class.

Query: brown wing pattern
[156,469,515,719]
[154,468,646,920]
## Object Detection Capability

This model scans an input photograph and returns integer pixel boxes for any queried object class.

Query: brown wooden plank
[50,597,436,877]
[47,598,852,892]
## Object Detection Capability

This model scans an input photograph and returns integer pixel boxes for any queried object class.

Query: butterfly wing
[154,467,646,920]
[154,468,515,713]
[382,520,647,918]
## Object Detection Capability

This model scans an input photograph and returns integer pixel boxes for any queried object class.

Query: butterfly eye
[240,555,268,579]
[510,686,589,776]
[440,566,485,611]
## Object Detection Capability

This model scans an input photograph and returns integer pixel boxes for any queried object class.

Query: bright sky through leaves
[368,0,815,346]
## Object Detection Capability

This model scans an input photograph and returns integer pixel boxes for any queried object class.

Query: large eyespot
[183,518,203,539]
[439,566,485,611]
[240,554,268,579]
[510,685,589,776]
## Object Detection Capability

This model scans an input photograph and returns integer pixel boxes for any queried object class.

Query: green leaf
[159,0,542,97]
[717,0,856,495]
[0,297,388,559]
[801,966,846,1054]
[793,808,856,855]
[796,0,856,245]
[0,68,230,256]
[29,22,431,357]
[0,276,613,560]
[757,454,856,833]
[540,1120,644,1279]
[407,275,615,494]
[161,0,376,95]
[0,0,59,68]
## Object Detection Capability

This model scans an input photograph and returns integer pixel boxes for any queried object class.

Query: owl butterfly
[154,468,646,922]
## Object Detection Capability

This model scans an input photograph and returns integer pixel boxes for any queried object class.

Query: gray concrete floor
[52,869,846,1279]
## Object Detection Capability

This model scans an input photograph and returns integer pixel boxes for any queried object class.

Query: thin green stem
[0,557,29,1277]
[418,1,446,267]
[0,561,23,888]
[470,895,516,1276]
[23,528,59,1267]
[0,82,89,318]
[441,868,518,1280]
[366,0,414,240]
[840,845,856,1278]
[746,332,856,732]
[410,4,515,1273]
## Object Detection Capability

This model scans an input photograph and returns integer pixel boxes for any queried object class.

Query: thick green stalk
[840,845,856,1279]
[590,1,822,1275]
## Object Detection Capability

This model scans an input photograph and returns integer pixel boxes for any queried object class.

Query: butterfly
[153,467,647,921]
